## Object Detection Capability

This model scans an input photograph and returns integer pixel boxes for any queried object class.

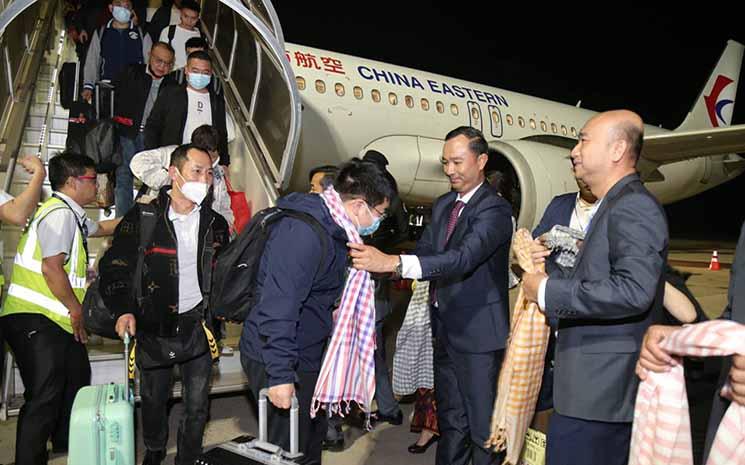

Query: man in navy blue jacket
[350,126,514,465]
[240,159,395,465]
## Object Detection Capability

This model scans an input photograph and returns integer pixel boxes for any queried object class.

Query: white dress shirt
[168,203,203,313]
[400,183,484,280]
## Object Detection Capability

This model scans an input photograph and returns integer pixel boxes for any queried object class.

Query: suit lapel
[571,174,640,271]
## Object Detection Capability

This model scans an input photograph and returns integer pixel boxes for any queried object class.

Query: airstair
[0,0,302,419]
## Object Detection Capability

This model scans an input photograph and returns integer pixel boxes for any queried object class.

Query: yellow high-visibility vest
[1,197,87,333]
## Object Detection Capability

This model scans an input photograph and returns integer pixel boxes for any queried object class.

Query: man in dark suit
[638,221,745,463]
[532,176,598,413]
[349,126,513,465]
[522,110,669,465]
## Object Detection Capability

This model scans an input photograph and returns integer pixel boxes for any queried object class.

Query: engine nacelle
[487,140,577,229]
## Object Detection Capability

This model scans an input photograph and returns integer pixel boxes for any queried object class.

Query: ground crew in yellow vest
[0,153,120,465]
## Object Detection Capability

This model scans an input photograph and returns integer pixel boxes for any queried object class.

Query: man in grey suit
[523,110,669,465]
[638,221,745,463]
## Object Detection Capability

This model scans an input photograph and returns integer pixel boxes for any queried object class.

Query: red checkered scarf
[311,187,377,421]
[630,320,745,465]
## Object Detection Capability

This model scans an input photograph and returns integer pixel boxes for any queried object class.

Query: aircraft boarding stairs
[0,0,301,420]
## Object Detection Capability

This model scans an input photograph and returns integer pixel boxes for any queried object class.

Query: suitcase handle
[123,333,133,402]
[258,388,299,457]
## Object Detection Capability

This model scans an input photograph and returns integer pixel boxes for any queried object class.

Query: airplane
[148,1,745,232]
[281,40,745,229]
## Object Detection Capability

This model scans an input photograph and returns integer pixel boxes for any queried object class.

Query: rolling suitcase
[68,334,136,465]
[196,388,303,465]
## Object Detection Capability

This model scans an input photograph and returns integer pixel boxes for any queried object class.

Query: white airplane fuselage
[284,43,742,228]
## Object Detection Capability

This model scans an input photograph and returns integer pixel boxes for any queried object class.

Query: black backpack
[210,207,328,323]
[82,204,158,339]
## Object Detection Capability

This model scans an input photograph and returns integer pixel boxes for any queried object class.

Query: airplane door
[467,101,483,133]
[487,105,503,138]
[200,0,301,190]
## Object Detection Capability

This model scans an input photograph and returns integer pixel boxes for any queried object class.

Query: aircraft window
[436,101,444,113]
[571,127,577,137]
[372,89,381,103]
[421,98,430,111]
[529,118,536,130]
[561,125,568,136]
[551,123,557,134]
[389,92,398,105]
[492,111,500,126]
[315,80,326,94]
[335,83,345,97]
[452,104,460,116]
[353,86,363,100]
[295,76,306,91]
[506,114,513,126]
[518,116,525,128]
[405,95,414,108]
[540,121,547,132]
[470,106,479,120]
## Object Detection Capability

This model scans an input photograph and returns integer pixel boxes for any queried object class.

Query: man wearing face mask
[144,50,231,167]
[98,144,230,465]
[111,41,175,217]
[130,124,234,228]
[82,0,152,104]
[240,158,395,465]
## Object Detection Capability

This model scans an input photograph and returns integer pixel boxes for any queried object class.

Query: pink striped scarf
[629,320,745,465]
[311,187,377,420]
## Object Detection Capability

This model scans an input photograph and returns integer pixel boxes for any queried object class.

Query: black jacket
[99,188,230,337]
[112,64,157,139]
[144,82,230,165]
[239,193,349,386]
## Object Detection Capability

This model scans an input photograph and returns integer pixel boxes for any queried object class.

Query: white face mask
[176,169,209,205]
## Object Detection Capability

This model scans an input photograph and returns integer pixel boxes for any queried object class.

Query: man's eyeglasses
[153,57,174,67]
[369,204,387,220]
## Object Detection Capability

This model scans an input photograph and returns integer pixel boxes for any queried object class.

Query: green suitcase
[68,334,135,465]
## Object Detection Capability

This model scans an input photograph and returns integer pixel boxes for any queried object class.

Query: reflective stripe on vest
[1,197,88,333]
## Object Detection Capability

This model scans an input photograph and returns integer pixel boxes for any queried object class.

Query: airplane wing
[642,124,745,164]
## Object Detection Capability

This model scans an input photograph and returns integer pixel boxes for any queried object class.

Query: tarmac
[0,239,735,465]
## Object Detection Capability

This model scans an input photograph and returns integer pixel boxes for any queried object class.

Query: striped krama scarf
[311,187,377,420]
[630,320,745,465]
[486,228,551,465]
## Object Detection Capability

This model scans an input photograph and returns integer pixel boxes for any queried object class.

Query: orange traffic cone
[709,250,721,271]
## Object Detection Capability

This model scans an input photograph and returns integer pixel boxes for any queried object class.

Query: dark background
[274,2,745,240]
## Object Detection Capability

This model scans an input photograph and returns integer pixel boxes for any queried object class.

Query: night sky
[274,2,745,240]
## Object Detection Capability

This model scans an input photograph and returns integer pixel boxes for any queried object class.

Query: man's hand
[69,307,88,344]
[81,89,93,102]
[530,237,551,265]
[17,155,45,177]
[348,243,399,273]
[522,271,547,303]
[729,354,745,406]
[115,314,137,339]
[635,325,677,381]
[268,383,295,409]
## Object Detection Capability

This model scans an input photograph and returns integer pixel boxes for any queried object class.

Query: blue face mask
[111,5,131,23]
[357,204,384,236]
[187,72,211,90]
